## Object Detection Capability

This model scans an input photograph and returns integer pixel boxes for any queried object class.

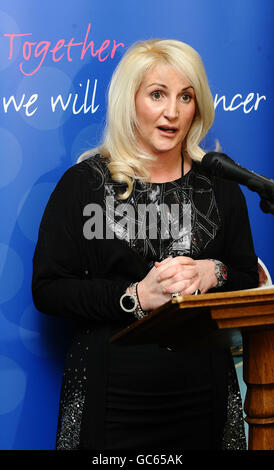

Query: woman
[32,39,258,450]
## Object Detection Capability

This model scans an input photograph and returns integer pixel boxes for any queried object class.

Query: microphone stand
[246,177,274,215]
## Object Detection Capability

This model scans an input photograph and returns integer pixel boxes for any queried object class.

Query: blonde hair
[79,39,215,199]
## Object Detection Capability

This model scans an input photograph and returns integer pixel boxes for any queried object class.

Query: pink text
[4,23,125,76]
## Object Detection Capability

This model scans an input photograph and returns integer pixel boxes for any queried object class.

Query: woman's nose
[163,98,179,120]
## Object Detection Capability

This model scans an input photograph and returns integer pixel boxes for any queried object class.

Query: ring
[171,292,181,298]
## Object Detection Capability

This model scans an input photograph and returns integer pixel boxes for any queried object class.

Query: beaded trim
[131,282,149,320]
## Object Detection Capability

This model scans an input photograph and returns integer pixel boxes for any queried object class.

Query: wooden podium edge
[110,287,274,344]
[170,286,274,309]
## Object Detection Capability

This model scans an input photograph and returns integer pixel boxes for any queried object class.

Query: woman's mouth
[157,126,178,135]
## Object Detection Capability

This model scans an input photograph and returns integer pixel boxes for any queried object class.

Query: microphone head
[201,152,233,177]
[201,152,274,198]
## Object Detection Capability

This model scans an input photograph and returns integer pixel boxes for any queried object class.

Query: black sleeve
[32,164,130,323]
[213,180,259,292]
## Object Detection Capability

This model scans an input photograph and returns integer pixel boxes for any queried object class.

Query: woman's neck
[148,152,192,183]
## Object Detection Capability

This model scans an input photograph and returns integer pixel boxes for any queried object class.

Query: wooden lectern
[110,287,274,450]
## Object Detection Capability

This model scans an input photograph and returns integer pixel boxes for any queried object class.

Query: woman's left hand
[154,256,218,295]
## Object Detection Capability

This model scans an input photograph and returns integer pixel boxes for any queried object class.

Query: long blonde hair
[79,39,215,199]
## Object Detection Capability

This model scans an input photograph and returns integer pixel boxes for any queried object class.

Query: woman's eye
[151,91,162,100]
[181,93,192,102]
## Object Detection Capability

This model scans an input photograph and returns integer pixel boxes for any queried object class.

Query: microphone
[200,152,274,200]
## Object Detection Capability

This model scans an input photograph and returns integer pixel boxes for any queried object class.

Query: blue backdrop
[0,0,273,450]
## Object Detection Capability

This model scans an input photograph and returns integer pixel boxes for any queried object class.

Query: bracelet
[131,282,149,320]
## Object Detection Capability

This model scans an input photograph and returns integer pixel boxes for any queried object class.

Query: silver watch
[210,259,228,287]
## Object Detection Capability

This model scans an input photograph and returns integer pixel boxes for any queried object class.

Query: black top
[32,154,258,450]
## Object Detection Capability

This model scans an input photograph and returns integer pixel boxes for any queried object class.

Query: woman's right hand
[137,262,172,311]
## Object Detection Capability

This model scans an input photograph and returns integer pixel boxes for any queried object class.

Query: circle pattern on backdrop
[0,10,21,71]
[71,122,105,163]
[20,304,51,358]
[0,308,19,342]
[17,182,56,243]
[0,355,26,415]
[0,128,23,188]
[0,243,24,304]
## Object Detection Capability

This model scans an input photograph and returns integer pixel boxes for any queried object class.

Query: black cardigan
[32,154,258,449]
[32,154,258,321]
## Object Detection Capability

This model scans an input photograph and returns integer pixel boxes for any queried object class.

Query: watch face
[220,264,227,280]
[120,293,137,312]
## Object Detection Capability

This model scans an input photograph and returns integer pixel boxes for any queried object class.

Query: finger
[161,276,199,295]
[171,269,197,284]
[157,263,197,282]
[161,279,189,295]
[154,256,173,268]
[158,256,195,268]
[182,280,200,295]
[155,257,183,272]
[156,264,181,281]
[162,284,187,295]
[177,256,195,266]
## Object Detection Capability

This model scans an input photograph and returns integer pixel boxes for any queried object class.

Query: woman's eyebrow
[146,83,194,91]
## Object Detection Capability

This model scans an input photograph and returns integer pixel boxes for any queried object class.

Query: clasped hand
[138,256,217,312]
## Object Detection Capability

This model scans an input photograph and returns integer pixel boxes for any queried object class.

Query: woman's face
[135,64,196,159]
